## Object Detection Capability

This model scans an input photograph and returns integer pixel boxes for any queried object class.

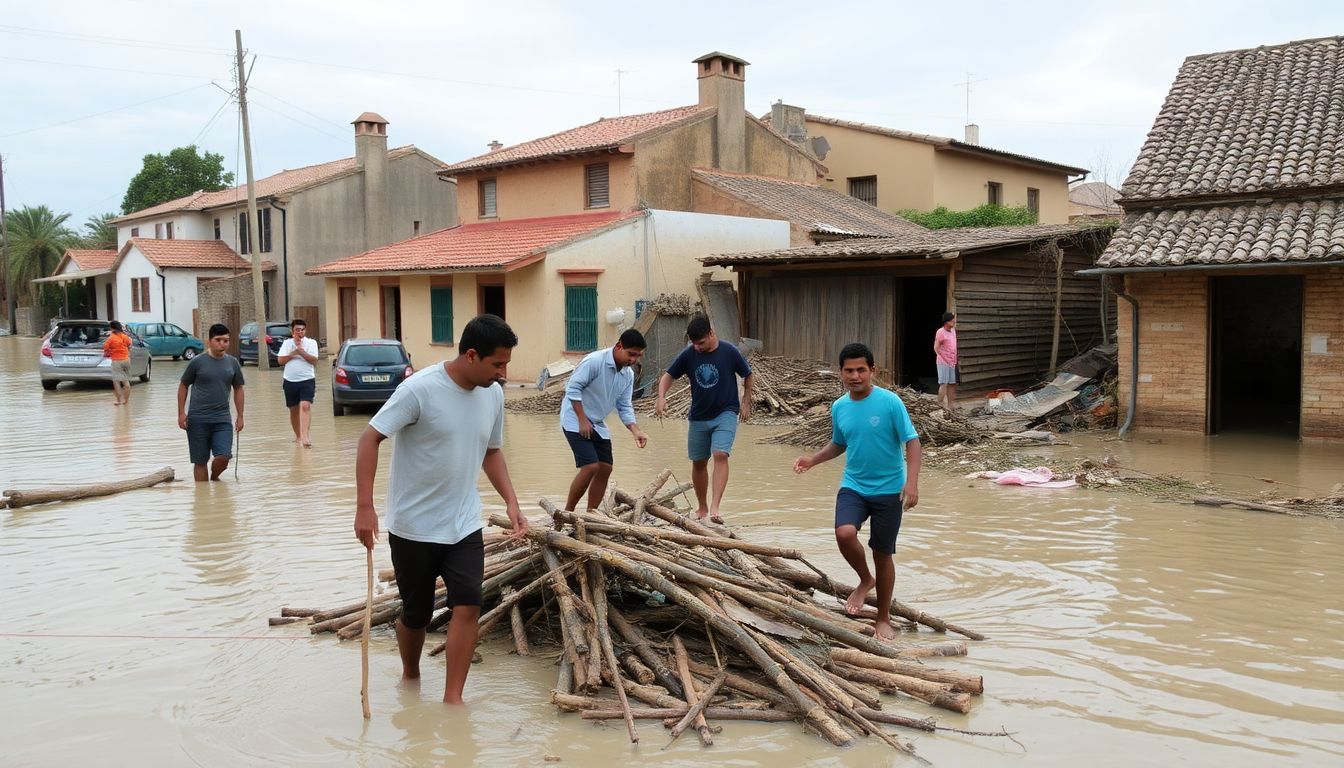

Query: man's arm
[654,372,676,417]
[903,438,922,510]
[616,374,645,447]
[232,384,245,433]
[565,358,595,436]
[354,426,388,549]
[177,383,189,429]
[482,447,528,540]
[933,333,944,357]
[740,372,755,422]
[793,441,845,473]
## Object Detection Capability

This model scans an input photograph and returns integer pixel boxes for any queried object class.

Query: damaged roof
[690,168,925,237]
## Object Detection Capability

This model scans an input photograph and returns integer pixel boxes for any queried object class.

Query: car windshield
[50,325,109,346]
[241,323,257,336]
[345,345,406,366]
[268,325,291,336]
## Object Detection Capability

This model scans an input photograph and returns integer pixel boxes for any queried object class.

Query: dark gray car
[331,338,413,415]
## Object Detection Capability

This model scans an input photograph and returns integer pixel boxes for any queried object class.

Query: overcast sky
[2,1,1341,228]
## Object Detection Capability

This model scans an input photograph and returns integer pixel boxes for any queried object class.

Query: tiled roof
[1122,36,1344,202]
[1096,199,1344,268]
[121,238,277,271]
[441,105,714,174]
[64,249,117,270]
[798,114,1088,175]
[114,146,424,223]
[691,169,925,236]
[705,223,1109,265]
[1069,182,1122,213]
[306,211,641,275]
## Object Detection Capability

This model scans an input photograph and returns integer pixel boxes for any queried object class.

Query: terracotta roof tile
[441,106,714,174]
[122,238,276,271]
[691,169,924,236]
[705,223,1110,265]
[1097,199,1344,267]
[64,249,118,270]
[1122,36,1344,202]
[1068,182,1122,213]
[306,212,641,275]
[114,146,424,223]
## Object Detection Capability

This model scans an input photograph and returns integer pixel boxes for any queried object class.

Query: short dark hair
[459,314,517,358]
[208,323,230,339]
[109,320,123,332]
[941,312,956,324]
[617,329,646,350]
[838,342,874,368]
[686,314,712,341]
[290,318,306,329]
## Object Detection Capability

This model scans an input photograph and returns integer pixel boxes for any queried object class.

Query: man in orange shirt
[103,320,134,406]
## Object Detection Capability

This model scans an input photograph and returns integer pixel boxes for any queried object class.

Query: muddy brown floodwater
[1,335,1342,767]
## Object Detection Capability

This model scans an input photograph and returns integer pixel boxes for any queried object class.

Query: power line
[0,53,225,81]
[247,99,348,143]
[0,83,215,139]
[192,90,238,146]
[248,86,349,131]
[0,24,233,55]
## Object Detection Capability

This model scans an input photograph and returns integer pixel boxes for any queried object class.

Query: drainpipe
[270,199,290,318]
[157,270,168,323]
[1103,274,1139,438]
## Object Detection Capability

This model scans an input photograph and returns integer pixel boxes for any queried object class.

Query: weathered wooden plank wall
[747,274,896,368]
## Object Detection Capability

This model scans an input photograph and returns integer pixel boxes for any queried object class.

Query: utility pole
[954,72,986,126]
[1,154,13,335]
[235,29,268,369]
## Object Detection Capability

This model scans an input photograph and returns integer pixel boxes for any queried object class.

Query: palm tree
[6,205,77,304]
[82,212,118,250]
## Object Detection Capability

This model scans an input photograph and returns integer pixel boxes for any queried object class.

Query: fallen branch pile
[761,389,991,449]
[276,470,992,757]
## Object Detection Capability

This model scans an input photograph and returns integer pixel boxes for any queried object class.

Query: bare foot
[873,620,898,641]
[302,439,311,448]
[693,508,709,520]
[845,579,875,615]
[709,513,724,525]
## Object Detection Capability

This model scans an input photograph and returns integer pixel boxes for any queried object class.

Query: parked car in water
[238,321,293,365]
[127,322,205,360]
[39,320,151,390]
[331,338,414,415]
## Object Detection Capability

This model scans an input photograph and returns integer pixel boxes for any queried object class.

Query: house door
[896,276,947,391]
[223,303,241,357]
[1209,275,1302,435]
[381,285,402,341]
[105,284,114,321]
[479,282,505,319]
[338,287,358,344]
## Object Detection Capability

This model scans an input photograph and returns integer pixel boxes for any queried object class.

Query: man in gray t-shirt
[177,323,245,482]
[354,314,529,706]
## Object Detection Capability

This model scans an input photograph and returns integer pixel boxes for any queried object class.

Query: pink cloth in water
[967,466,1077,489]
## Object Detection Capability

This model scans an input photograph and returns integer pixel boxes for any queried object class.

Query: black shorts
[388,529,485,628]
[835,488,904,555]
[283,378,316,407]
[563,429,614,468]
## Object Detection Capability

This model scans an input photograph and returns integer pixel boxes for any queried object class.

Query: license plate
[363,374,390,383]
[66,355,97,363]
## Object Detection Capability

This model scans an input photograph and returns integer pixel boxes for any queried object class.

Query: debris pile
[761,388,992,448]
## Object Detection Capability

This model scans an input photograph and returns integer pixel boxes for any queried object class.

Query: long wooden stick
[666,669,728,747]
[671,636,713,746]
[1,466,175,508]
[589,562,638,743]
[361,547,372,720]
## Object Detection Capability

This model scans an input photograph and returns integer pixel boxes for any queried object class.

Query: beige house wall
[632,117,717,211]
[932,152,1072,223]
[805,121,937,213]
[455,156,637,223]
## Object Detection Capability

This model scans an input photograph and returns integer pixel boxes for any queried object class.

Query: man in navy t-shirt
[656,314,754,525]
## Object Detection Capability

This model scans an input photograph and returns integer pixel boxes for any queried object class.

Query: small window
[166,221,174,239]
[154,223,163,239]
[564,284,598,352]
[239,212,250,255]
[479,179,497,217]
[259,208,273,253]
[847,176,877,206]
[413,220,421,236]
[213,218,221,240]
[1027,187,1040,216]
[130,227,139,238]
[585,163,610,209]
[131,277,150,312]
[987,181,1003,206]
[430,286,453,344]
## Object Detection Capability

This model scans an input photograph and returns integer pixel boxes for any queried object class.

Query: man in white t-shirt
[353,314,529,705]
[276,318,320,447]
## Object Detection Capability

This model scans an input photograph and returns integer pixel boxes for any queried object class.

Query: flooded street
[1,333,1342,767]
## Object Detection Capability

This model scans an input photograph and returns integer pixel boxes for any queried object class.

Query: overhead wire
[0,83,215,138]
[0,24,233,55]
[0,54,224,81]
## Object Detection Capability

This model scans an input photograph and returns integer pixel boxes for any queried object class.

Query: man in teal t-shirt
[793,342,922,641]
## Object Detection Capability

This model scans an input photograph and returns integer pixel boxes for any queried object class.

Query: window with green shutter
[565,285,598,352]
[431,286,453,344]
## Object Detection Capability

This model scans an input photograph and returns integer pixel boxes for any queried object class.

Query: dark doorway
[1210,275,1302,435]
[896,276,947,391]
[104,283,114,321]
[480,284,505,319]
[381,285,402,341]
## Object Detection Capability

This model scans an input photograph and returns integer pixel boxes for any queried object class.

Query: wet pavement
[1,334,1341,766]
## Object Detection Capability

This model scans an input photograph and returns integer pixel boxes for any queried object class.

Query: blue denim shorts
[186,419,233,465]
[687,410,738,461]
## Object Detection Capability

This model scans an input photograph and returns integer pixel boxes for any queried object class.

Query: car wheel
[140,361,151,382]
[41,379,58,391]
[182,347,197,360]
[333,396,345,417]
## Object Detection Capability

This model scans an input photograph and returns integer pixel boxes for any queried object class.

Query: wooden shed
[703,223,1114,395]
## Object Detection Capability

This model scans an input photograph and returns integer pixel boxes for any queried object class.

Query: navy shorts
[563,429,614,467]
[186,419,233,465]
[283,378,316,407]
[389,529,485,629]
[835,487,904,555]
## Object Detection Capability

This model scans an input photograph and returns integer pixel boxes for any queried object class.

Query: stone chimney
[770,100,809,149]
[353,111,390,250]
[694,52,749,172]
[488,140,503,152]
[964,123,980,146]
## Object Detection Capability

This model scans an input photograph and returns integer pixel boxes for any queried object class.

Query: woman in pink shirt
[933,312,958,412]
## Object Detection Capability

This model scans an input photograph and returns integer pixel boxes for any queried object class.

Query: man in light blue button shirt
[561,329,650,512]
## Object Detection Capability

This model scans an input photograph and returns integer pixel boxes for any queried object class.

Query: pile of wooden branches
[761,389,992,449]
[506,387,568,415]
[276,470,991,757]
[634,354,844,423]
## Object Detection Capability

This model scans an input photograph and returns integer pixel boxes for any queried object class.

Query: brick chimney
[770,100,808,149]
[488,140,503,152]
[353,112,390,249]
[694,52,748,172]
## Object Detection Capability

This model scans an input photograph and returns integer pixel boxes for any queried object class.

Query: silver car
[39,320,152,391]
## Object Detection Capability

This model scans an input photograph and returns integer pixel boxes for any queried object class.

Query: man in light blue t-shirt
[793,342,921,641]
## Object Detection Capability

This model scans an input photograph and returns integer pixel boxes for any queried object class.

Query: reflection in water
[0,335,1342,767]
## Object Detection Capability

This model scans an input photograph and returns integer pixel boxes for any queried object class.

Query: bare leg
[298,401,312,446]
[193,463,208,482]
[872,551,897,640]
[709,451,730,521]
[565,464,598,511]
[289,406,301,441]
[111,380,125,405]
[836,525,875,615]
[586,463,613,513]
[946,383,958,412]
[442,605,481,704]
[395,617,426,682]
[690,459,709,518]
[121,379,130,406]
[936,383,948,411]
[209,455,229,481]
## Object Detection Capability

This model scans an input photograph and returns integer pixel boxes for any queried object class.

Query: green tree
[82,212,118,250]
[5,205,77,305]
[897,204,1038,229]
[121,145,234,215]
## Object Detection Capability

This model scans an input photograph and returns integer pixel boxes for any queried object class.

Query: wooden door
[293,305,320,343]
[223,303,241,357]
[338,288,357,344]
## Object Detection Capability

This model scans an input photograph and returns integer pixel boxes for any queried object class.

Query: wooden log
[829,661,973,714]
[478,562,567,634]
[608,606,685,699]
[589,561,638,743]
[279,607,321,618]
[621,679,691,709]
[1,466,174,508]
[539,546,591,655]
[504,587,530,657]
[672,636,713,746]
[686,659,796,710]
[1191,495,1303,515]
[311,585,406,624]
[635,468,674,501]
[269,616,303,626]
[619,651,656,685]
[556,510,807,559]
[666,670,728,746]
[583,708,797,722]
[556,658,575,697]
[830,648,983,694]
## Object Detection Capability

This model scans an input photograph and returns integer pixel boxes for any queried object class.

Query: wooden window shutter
[564,285,598,351]
[585,163,610,209]
[430,286,454,344]
[479,179,497,217]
